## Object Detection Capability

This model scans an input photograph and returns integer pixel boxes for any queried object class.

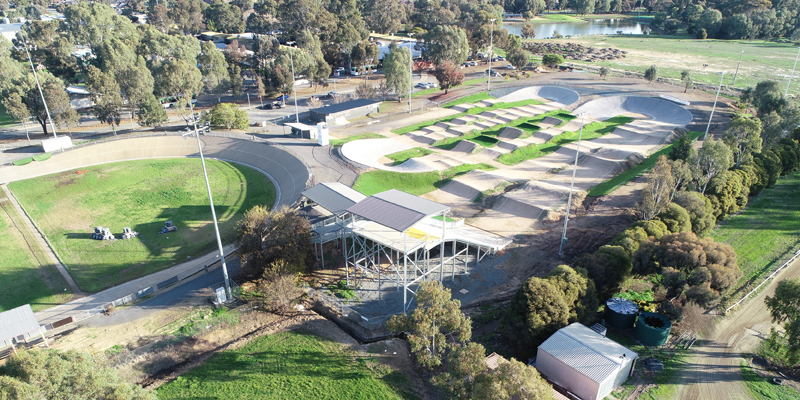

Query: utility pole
[702,71,725,142]
[290,46,299,123]
[785,47,800,98]
[559,113,586,257]
[407,47,412,113]
[487,18,496,92]
[732,50,743,87]
[20,38,57,138]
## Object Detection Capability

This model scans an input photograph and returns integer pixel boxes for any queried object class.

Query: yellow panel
[407,227,439,241]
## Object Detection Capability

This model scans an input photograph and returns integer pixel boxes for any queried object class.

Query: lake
[505,19,646,38]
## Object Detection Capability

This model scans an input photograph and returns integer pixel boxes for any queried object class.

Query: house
[535,323,637,400]
[308,99,380,125]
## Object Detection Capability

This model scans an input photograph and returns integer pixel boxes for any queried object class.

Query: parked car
[427,82,438,88]
[414,83,427,89]
[469,61,478,66]
[333,67,345,77]
[328,91,339,99]
[497,56,505,61]
[484,69,502,77]
[504,64,516,70]
[276,94,289,101]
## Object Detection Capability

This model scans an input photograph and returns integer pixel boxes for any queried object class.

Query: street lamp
[732,50,743,87]
[487,18,497,92]
[702,71,725,142]
[18,38,57,138]
[407,47,413,113]
[785,47,800,98]
[183,101,232,300]
[289,46,299,123]
[559,112,587,257]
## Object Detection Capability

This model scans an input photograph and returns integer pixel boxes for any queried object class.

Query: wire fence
[724,249,800,314]
[304,285,396,340]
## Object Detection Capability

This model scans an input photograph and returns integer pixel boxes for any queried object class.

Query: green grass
[392,98,543,135]
[536,14,584,22]
[498,116,634,165]
[32,153,52,162]
[330,133,385,147]
[442,93,494,108]
[431,215,458,222]
[156,330,414,400]
[13,157,33,166]
[607,331,691,400]
[0,191,72,312]
[432,109,569,150]
[544,36,800,94]
[740,363,799,399]
[0,103,17,126]
[327,280,356,300]
[384,148,437,165]
[711,170,800,287]
[353,164,496,196]
[8,159,276,293]
[588,131,704,197]
[174,307,239,337]
[468,135,500,148]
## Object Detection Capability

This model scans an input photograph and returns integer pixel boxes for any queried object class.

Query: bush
[502,277,570,360]
[659,299,685,323]
[259,268,302,315]
[696,28,708,39]
[545,265,599,325]
[541,54,564,68]
[574,245,632,299]
[656,203,692,233]
[207,102,250,130]
[672,191,716,237]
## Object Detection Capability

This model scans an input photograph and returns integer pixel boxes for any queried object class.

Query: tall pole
[188,101,232,300]
[487,18,496,92]
[290,46,299,123]
[559,113,586,257]
[702,71,725,142]
[407,47,412,113]
[21,40,57,138]
[732,50,743,87]
[785,47,800,98]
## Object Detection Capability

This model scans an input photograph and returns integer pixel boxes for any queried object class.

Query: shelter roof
[309,99,380,116]
[346,189,448,232]
[302,182,366,215]
[538,323,637,383]
[0,304,40,342]
[285,122,315,131]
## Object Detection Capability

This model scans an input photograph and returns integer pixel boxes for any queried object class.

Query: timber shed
[536,323,637,400]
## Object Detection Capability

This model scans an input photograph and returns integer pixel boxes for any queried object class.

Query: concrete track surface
[676,259,800,400]
[0,135,311,207]
[574,96,693,126]
[496,86,580,106]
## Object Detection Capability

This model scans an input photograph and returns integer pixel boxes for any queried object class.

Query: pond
[505,18,647,38]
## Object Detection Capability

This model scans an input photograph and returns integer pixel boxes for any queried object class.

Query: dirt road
[676,257,800,400]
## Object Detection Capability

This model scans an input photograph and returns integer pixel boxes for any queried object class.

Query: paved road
[676,257,800,400]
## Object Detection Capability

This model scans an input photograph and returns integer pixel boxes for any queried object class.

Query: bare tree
[354,82,376,99]
[258,266,303,315]
[306,96,323,108]
[636,155,674,220]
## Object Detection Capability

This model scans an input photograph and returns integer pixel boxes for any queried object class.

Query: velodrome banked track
[0,135,311,207]
[344,87,693,236]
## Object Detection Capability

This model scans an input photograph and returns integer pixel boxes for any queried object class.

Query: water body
[505,19,646,38]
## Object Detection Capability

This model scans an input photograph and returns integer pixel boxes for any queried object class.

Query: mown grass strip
[587,130,703,197]
[433,109,568,150]
[329,133,385,147]
[385,147,437,165]
[33,153,52,162]
[353,163,496,196]
[497,116,633,166]
[392,98,544,135]
[12,157,33,166]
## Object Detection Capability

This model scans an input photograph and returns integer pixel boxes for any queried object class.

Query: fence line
[725,249,800,313]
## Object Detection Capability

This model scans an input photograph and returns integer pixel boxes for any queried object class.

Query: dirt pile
[523,42,627,62]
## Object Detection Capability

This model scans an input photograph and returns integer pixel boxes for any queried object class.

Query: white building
[536,323,637,400]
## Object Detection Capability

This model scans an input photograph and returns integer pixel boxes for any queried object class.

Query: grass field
[156,330,414,400]
[8,159,276,293]
[739,363,799,399]
[498,116,633,165]
[546,36,800,93]
[0,190,72,312]
[0,103,17,126]
[330,133,385,147]
[353,164,496,196]
[711,171,800,286]
[588,131,704,197]
[392,98,543,135]
[609,331,690,400]
[385,148,437,165]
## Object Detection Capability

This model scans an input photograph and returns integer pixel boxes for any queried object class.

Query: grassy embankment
[587,130,704,197]
[537,36,800,94]
[497,116,634,165]
[329,133,385,147]
[384,148,438,165]
[353,163,496,196]
[391,98,544,135]
[432,110,576,150]
[9,159,276,292]
[0,190,72,312]
[711,171,800,286]
[156,330,415,400]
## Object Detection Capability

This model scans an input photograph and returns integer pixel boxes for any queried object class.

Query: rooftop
[302,182,366,216]
[309,99,380,116]
[0,304,41,342]
[346,189,449,232]
[538,323,637,383]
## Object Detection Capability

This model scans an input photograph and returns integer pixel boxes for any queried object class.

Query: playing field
[8,159,276,293]
[0,190,72,312]
[156,330,413,400]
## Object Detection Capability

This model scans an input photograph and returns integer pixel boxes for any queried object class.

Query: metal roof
[347,197,426,232]
[372,189,449,216]
[538,323,637,383]
[302,182,366,215]
[309,99,380,116]
[0,304,41,342]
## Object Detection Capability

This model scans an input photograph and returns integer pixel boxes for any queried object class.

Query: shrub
[696,28,708,39]
[502,277,569,360]
[672,191,716,237]
[659,300,685,323]
[542,54,564,68]
[574,245,632,299]
[546,265,599,325]
[657,203,692,233]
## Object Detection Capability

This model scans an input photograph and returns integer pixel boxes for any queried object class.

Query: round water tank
[635,312,672,346]
[605,298,638,330]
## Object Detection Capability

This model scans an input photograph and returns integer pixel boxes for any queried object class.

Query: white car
[505,64,516,70]
[427,82,438,88]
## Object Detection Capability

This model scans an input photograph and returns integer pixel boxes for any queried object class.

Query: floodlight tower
[559,112,587,257]
[19,37,57,138]
[487,18,497,92]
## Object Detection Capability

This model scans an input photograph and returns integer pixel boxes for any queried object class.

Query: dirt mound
[524,42,627,62]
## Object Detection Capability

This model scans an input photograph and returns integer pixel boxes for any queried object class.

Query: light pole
[289,46,299,123]
[184,101,232,300]
[487,18,496,92]
[558,112,586,257]
[732,50,744,87]
[19,39,57,138]
[702,71,725,142]
[407,47,413,113]
[785,47,800,98]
